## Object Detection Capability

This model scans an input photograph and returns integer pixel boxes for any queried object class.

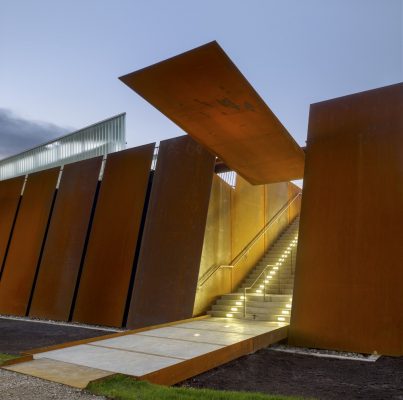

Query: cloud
[0,108,70,160]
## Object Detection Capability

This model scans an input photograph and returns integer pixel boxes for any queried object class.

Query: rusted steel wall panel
[127,136,215,329]
[0,176,24,276]
[0,168,59,316]
[289,83,403,356]
[29,157,103,321]
[73,144,154,327]
[120,41,304,185]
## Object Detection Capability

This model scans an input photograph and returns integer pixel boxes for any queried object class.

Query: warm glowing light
[268,276,272,279]
[256,289,262,293]
[273,266,278,270]
[259,285,264,288]
[240,296,245,300]
[270,271,276,275]
[278,317,286,321]
[194,333,200,337]
[286,304,291,308]
[235,301,242,306]
[282,310,289,315]
[231,307,238,312]
[264,280,269,283]
[226,313,233,318]
[224,325,230,328]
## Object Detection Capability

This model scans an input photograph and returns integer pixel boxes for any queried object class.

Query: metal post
[243,288,247,318]
[291,250,294,275]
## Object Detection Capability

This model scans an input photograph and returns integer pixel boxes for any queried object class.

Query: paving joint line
[135,332,241,347]
[87,343,187,361]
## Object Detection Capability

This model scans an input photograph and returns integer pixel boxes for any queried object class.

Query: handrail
[231,192,301,267]
[197,191,301,289]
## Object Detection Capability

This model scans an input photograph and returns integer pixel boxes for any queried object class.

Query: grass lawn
[0,353,19,365]
[87,374,309,400]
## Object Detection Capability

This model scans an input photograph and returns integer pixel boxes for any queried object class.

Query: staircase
[208,217,299,323]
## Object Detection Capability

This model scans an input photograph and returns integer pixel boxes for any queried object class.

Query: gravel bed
[0,317,113,354]
[270,344,380,361]
[180,347,403,400]
[0,369,107,400]
[0,314,125,333]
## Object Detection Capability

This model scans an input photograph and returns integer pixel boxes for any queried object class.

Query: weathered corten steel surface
[0,176,24,276]
[29,157,103,321]
[0,168,59,316]
[289,83,403,356]
[127,136,215,329]
[120,41,304,185]
[73,144,154,327]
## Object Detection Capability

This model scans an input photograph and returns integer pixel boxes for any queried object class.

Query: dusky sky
[0,0,402,159]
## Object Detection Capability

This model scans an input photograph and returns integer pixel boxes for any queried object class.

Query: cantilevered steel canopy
[120,41,304,184]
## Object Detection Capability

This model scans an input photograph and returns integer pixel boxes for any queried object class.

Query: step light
[282,310,289,315]
[235,301,242,306]
[277,317,286,322]
[286,304,291,308]
[193,333,200,337]
[231,307,238,312]
[226,313,233,318]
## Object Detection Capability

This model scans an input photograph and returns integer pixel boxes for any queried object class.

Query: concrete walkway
[4,317,287,387]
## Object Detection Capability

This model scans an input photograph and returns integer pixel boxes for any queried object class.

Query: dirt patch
[180,348,403,400]
[0,317,112,354]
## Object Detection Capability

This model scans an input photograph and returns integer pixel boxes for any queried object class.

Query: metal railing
[217,171,237,188]
[242,247,295,318]
[197,192,301,289]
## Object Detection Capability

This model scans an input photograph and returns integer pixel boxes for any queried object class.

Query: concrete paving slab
[137,326,254,345]
[92,333,223,359]
[3,358,112,389]
[34,344,181,376]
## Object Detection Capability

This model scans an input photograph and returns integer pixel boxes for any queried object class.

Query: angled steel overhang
[120,41,305,184]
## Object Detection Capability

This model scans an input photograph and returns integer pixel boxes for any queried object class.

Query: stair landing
[3,317,287,387]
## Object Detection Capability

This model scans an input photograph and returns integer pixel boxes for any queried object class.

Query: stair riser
[217,299,290,308]
[237,289,293,295]
[208,311,291,323]
[221,293,292,302]
[212,305,290,315]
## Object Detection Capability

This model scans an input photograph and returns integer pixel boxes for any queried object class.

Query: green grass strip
[0,353,19,365]
[87,374,309,400]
